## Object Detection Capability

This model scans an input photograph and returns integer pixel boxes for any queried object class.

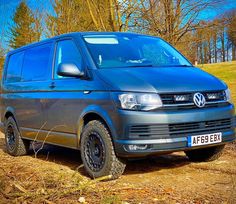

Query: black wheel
[80,120,126,180]
[185,145,225,162]
[4,117,30,156]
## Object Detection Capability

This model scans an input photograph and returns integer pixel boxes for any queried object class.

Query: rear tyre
[4,117,30,156]
[185,145,225,162]
[80,120,126,180]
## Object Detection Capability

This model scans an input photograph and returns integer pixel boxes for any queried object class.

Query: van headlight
[113,93,163,111]
[225,88,232,103]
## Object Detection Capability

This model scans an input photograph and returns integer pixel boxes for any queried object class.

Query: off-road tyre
[4,117,30,156]
[80,120,126,180]
[185,145,225,162]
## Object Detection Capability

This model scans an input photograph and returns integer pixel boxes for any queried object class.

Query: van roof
[7,32,144,55]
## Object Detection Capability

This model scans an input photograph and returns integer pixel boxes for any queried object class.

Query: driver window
[142,43,180,66]
[54,40,83,79]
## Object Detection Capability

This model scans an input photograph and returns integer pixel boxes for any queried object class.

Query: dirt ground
[0,132,235,204]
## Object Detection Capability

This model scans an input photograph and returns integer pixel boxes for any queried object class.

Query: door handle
[49,82,56,89]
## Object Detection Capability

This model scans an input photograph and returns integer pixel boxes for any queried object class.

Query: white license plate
[188,132,222,147]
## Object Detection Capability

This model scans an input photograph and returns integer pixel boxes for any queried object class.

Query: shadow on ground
[0,137,190,177]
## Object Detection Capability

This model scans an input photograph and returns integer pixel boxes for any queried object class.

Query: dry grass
[0,139,114,203]
[2,139,236,203]
[199,61,236,105]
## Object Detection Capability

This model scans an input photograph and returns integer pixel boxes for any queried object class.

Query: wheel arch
[3,107,17,124]
[76,105,117,148]
[2,107,23,142]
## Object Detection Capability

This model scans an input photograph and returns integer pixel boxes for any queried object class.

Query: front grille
[129,124,169,137]
[128,118,233,139]
[160,91,226,108]
[161,94,192,104]
[169,118,232,135]
[161,102,228,110]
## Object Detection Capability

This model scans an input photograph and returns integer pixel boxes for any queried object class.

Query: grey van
[0,32,235,179]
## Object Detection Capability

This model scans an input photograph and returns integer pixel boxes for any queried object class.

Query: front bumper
[115,130,235,157]
[113,104,236,157]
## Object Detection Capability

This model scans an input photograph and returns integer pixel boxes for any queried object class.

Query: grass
[199,61,236,105]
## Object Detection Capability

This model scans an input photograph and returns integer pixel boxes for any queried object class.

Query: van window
[6,52,24,83]
[54,40,83,78]
[22,43,53,81]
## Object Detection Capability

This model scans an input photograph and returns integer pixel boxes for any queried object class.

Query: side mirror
[57,63,84,77]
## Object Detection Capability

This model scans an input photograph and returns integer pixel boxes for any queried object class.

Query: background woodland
[0,0,236,71]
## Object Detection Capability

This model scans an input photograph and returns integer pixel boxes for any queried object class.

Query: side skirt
[20,127,78,149]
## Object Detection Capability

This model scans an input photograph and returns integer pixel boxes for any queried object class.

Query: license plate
[188,132,222,147]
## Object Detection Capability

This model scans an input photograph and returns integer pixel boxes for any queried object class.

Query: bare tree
[226,10,236,60]
[46,0,94,37]
[140,0,224,45]
[0,43,5,75]
[86,0,141,31]
[219,22,226,62]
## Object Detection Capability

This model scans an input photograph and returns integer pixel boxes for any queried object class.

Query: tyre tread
[5,117,29,156]
[81,120,126,180]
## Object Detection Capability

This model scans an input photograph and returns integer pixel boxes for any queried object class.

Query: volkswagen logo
[193,93,206,108]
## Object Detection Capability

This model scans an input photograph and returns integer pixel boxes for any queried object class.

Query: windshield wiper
[168,65,193,67]
[126,64,153,67]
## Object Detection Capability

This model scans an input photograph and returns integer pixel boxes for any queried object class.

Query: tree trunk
[200,43,204,64]
[232,44,236,61]
[204,43,208,64]
[208,40,211,63]
[220,29,225,62]
[226,43,229,62]
[213,34,217,63]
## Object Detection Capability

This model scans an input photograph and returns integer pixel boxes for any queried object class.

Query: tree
[9,1,40,49]
[46,0,94,37]
[0,44,5,77]
[46,0,140,35]
[86,0,140,32]
[140,0,223,45]
[227,10,236,60]
[175,32,198,64]
[212,19,220,63]
[219,24,226,62]
[33,9,43,43]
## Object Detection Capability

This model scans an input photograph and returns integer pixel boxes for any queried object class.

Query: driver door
[44,38,85,148]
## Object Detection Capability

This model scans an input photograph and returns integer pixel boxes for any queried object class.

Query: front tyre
[80,120,126,180]
[4,117,30,156]
[185,145,225,162]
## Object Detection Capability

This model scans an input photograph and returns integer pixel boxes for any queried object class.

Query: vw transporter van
[0,32,235,179]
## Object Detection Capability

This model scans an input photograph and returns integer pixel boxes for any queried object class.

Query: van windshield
[83,34,192,69]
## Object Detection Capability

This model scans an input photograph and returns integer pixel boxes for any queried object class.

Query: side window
[54,40,83,79]
[22,43,53,81]
[6,52,24,83]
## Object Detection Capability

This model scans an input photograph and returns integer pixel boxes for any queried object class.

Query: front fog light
[128,144,148,151]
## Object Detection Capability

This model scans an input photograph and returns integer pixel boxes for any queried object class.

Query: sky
[0,0,236,49]
[199,0,236,19]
